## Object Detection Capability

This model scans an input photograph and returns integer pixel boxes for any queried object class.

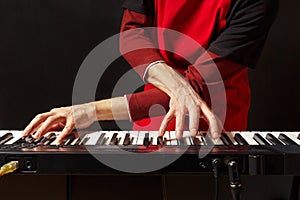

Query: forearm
[120,9,164,78]
[146,62,200,100]
[93,97,130,121]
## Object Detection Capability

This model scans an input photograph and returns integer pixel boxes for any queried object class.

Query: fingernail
[213,138,219,144]
[33,131,40,139]
[159,130,164,136]
[212,131,219,139]
[55,136,63,145]
[176,132,183,139]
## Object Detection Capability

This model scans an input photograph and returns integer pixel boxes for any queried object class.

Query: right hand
[146,62,223,139]
[158,80,222,139]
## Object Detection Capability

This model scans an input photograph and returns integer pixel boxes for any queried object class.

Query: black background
[0,0,299,130]
[0,1,299,200]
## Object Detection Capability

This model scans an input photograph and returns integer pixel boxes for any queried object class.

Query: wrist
[93,100,109,121]
[146,63,189,94]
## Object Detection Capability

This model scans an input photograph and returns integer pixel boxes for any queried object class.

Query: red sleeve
[120,9,164,78]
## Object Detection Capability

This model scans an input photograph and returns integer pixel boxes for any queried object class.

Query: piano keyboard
[1,130,300,175]
[1,130,300,148]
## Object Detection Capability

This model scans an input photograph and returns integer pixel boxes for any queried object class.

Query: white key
[202,135,223,145]
[214,136,224,145]
[169,131,178,145]
[136,131,147,145]
[285,132,300,145]
[117,131,128,145]
[0,131,13,144]
[183,131,192,145]
[237,131,260,145]
[163,131,171,145]
[267,132,286,145]
[96,131,110,145]
[149,131,159,145]
[129,131,139,145]
[224,132,237,145]
[0,130,9,138]
[84,132,101,145]
[71,138,80,146]
[49,132,60,145]
[77,133,91,145]
[106,131,119,145]
[194,135,204,145]
[5,131,23,144]
[226,131,239,145]
[199,136,207,145]
[252,131,272,145]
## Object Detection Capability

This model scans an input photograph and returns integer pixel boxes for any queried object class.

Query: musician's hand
[22,103,97,144]
[158,87,222,139]
[146,62,222,139]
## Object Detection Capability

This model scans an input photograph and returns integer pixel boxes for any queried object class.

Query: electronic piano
[0,130,300,175]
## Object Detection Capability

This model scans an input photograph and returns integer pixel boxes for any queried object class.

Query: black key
[150,137,154,145]
[178,138,186,145]
[157,136,164,145]
[0,132,14,145]
[74,137,81,146]
[234,134,248,145]
[129,137,134,145]
[200,137,206,145]
[13,137,26,145]
[39,133,56,145]
[192,137,201,146]
[46,133,56,139]
[62,134,76,146]
[253,133,269,145]
[33,136,44,144]
[109,133,118,145]
[297,134,300,141]
[220,133,234,146]
[266,133,283,145]
[43,135,57,145]
[101,137,109,145]
[143,133,150,147]
[278,133,297,145]
[79,137,90,145]
[96,133,106,145]
[25,135,35,143]
[123,133,131,146]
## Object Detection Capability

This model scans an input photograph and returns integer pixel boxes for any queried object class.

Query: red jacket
[120,0,278,131]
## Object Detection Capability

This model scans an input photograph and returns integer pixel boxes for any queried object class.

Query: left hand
[22,103,97,144]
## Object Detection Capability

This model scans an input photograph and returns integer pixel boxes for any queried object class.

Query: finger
[207,114,221,139]
[34,116,63,139]
[200,104,221,139]
[188,107,200,136]
[22,112,52,137]
[159,109,175,136]
[54,120,74,145]
[47,122,65,132]
[175,111,185,139]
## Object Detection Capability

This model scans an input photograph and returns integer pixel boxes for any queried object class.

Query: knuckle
[35,114,43,120]
[65,124,73,131]
[176,111,185,117]
[47,116,56,121]
[50,108,57,113]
